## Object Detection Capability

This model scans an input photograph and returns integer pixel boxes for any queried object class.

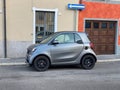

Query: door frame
[84,18,118,54]
[32,7,58,43]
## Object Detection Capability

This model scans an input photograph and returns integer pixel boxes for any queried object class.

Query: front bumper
[25,54,33,66]
[25,53,35,65]
[26,54,30,63]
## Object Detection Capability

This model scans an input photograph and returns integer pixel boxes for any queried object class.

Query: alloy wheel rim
[84,58,93,67]
[37,59,47,68]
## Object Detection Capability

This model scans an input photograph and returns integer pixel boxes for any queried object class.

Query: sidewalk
[0,58,25,65]
[0,55,120,65]
[97,55,120,62]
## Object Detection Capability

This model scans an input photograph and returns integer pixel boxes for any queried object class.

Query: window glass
[75,34,82,44]
[40,34,54,44]
[85,22,91,28]
[55,34,64,43]
[55,33,74,44]
[109,22,115,29]
[64,34,74,43]
[101,22,107,28]
[35,11,55,43]
[93,22,99,29]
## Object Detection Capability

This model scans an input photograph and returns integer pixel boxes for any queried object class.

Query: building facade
[78,0,120,55]
[0,0,120,58]
[0,0,79,58]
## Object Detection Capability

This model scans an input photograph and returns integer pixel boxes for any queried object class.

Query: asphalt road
[0,61,120,90]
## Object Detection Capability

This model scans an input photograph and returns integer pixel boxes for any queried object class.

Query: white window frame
[32,7,58,43]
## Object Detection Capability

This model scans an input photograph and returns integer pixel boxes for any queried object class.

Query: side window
[75,34,83,44]
[55,34,64,43]
[64,33,74,43]
[55,33,74,44]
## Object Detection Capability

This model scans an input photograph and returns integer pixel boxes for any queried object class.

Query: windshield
[40,34,55,44]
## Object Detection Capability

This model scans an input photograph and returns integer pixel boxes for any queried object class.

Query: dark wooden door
[85,20,116,55]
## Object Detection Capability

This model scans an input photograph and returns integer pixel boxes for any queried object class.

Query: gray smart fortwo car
[26,31,97,71]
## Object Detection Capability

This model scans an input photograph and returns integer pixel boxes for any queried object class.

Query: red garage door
[85,20,116,55]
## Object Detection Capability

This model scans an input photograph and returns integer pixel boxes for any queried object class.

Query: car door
[50,33,84,63]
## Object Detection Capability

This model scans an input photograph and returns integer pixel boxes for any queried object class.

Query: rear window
[75,33,83,44]
[78,33,90,43]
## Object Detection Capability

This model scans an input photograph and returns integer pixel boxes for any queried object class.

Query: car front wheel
[33,56,50,71]
[81,55,96,70]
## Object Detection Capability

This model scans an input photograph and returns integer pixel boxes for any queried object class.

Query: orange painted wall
[78,1,120,45]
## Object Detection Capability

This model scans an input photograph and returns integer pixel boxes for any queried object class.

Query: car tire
[33,56,50,71]
[81,55,95,70]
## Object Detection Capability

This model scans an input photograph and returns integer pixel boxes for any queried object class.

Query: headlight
[32,48,36,52]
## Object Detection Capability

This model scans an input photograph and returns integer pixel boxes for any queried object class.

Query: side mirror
[52,40,59,45]
[76,40,83,44]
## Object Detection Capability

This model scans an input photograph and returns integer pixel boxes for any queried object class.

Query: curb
[97,59,120,63]
[0,59,120,66]
[0,62,25,66]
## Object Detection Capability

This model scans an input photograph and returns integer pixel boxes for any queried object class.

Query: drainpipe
[74,0,83,31]
[74,9,78,31]
[80,0,82,4]
[3,0,7,58]
[78,0,82,32]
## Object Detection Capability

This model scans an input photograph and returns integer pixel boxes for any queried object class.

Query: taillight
[90,42,94,49]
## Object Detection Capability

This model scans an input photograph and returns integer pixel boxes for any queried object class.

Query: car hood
[27,43,47,51]
[27,44,39,51]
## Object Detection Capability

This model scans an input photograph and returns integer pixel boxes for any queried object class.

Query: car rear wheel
[33,56,50,71]
[81,55,95,70]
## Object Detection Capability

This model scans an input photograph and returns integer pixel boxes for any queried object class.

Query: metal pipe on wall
[74,10,78,31]
[3,0,7,58]
[80,0,82,4]
[74,0,83,31]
